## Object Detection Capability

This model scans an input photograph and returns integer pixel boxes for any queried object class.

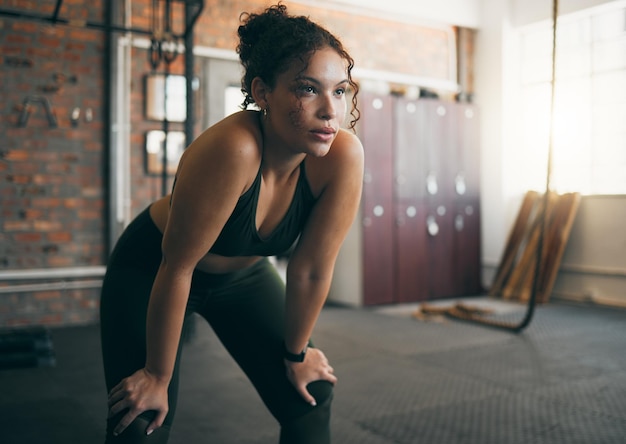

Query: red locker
[452,200,482,295]
[359,92,395,305]
[451,103,482,295]
[352,94,481,306]
[393,97,428,302]
[454,103,480,200]
[418,100,457,299]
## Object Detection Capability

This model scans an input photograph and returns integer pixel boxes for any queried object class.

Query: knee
[279,380,334,424]
[307,380,334,409]
[279,381,334,444]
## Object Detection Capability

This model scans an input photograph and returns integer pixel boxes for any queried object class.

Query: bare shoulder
[166,110,263,219]
[178,111,262,181]
[306,128,364,196]
[326,128,363,162]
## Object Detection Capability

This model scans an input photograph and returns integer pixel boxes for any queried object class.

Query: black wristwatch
[283,342,308,363]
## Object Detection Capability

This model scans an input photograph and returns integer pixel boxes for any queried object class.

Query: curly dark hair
[236,3,360,130]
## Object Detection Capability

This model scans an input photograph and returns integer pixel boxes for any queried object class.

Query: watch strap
[283,342,307,362]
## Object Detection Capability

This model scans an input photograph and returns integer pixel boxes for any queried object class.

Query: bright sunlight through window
[518,1,626,195]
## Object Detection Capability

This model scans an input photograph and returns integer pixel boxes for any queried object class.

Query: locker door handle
[427,215,439,236]
[396,205,417,226]
[455,173,466,195]
[363,204,384,227]
[455,215,464,232]
[426,172,438,195]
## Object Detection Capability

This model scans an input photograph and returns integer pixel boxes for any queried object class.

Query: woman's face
[263,47,349,158]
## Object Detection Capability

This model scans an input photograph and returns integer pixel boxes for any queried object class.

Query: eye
[297,84,316,95]
[335,87,346,96]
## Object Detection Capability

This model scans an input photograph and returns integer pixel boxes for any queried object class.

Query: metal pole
[184,1,199,146]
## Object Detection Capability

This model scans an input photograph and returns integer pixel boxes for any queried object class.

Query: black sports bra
[171,162,316,257]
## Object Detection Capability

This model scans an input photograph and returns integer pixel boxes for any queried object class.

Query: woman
[100,4,363,443]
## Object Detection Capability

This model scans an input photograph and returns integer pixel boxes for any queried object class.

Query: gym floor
[1,298,625,444]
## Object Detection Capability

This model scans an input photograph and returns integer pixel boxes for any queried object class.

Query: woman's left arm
[283,130,364,403]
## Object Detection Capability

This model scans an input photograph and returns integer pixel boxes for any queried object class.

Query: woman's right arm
[107,116,259,436]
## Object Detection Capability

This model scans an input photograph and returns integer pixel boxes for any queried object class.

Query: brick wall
[0,0,470,328]
[0,0,106,326]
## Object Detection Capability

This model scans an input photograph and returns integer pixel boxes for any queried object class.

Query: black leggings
[99,208,333,443]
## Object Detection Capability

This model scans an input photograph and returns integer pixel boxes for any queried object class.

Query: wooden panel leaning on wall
[489,191,581,303]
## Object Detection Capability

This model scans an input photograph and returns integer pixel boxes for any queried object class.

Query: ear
[251,77,271,109]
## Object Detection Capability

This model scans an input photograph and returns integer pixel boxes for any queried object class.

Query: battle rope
[443,0,559,332]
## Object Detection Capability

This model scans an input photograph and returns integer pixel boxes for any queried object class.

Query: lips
[311,127,336,135]
[310,127,336,143]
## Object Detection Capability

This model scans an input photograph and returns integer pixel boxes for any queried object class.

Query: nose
[318,93,338,121]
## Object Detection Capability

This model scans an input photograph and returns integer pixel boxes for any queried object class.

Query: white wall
[511,0,621,26]
[324,0,482,27]
[291,0,480,28]
[554,196,626,307]
[473,0,514,274]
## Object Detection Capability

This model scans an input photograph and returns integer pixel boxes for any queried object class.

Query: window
[518,2,626,195]
[224,85,246,117]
